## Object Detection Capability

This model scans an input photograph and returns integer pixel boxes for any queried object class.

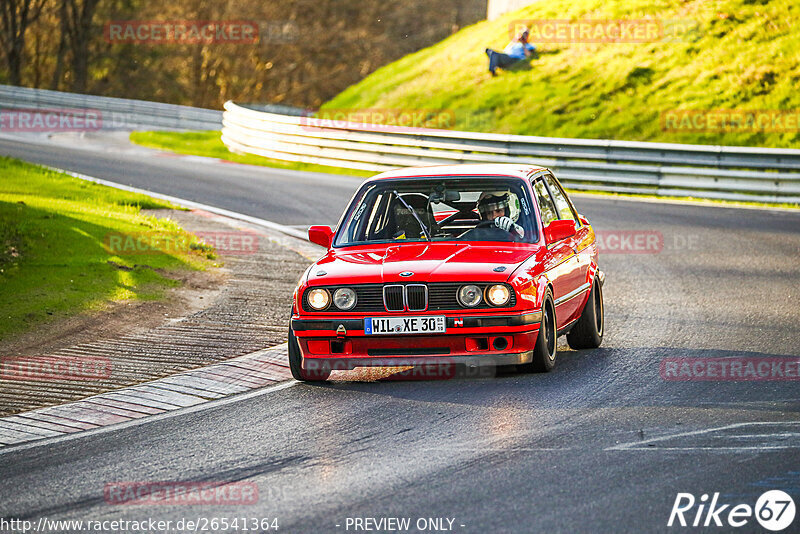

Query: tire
[521,289,557,373]
[288,327,331,382]
[566,277,604,349]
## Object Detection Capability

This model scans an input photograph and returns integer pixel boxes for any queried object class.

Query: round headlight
[307,288,330,310]
[458,284,483,307]
[487,284,511,306]
[333,287,357,310]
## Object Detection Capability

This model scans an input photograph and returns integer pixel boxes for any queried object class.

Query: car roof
[366,164,549,182]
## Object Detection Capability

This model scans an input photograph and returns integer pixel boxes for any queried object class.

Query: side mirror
[308,225,334,248]
[544,220,576,244]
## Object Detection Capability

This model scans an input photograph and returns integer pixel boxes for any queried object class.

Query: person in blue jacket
[485,27,536,76]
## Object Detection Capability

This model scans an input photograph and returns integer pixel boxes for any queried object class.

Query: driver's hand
[494,216,525,238]
[494,216,513,232]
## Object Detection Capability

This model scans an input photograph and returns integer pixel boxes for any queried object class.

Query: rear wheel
[566,277,604,349]
[288,327,331,382]
[520,290,557,373]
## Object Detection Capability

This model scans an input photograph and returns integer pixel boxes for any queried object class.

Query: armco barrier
[0,85,222,131]
[221,101,800,204]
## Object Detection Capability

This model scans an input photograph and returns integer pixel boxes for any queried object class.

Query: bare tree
[50,0,100,92]
[50,0,67,89]
[3,0,485,106]
[0,0,46,85]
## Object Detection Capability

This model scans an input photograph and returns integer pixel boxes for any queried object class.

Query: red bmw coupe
[289,164,604,381]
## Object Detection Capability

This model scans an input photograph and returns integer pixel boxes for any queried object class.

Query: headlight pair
[306,287,357,311]
[457,284,511,308]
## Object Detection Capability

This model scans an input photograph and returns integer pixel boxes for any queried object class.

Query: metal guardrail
[222,101,800,204]
[0,85,222,131]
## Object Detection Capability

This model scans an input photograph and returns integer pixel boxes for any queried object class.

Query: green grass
[323,0,800,148]
[129,131,372,178]
[0,157,218,341]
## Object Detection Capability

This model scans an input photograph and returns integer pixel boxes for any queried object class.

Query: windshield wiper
[392,190,431,241]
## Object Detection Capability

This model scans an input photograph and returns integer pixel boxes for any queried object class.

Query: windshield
[333,177,537,247]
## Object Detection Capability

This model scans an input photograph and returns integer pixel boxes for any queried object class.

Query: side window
[532,179,558,226]
[544,174,578,223]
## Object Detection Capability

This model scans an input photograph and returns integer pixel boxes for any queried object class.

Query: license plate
[365,316,446,335]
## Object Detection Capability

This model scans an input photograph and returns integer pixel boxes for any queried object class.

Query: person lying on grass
[485,27,536,76]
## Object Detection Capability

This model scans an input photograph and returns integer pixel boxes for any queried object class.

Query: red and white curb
[0,344,293,448]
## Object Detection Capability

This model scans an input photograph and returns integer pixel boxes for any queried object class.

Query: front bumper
[291,312,542,332]
[304,351,534,371]
[292,312,541,370]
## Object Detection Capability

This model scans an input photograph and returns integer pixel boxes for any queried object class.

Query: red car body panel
[313,243,537,286]
[291,164,600,371]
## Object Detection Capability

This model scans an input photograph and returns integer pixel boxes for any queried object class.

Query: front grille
[428,283,463,310]
[353,285,384,310]
[428,283,516,310]
[383,285,405,311]
[303,284,383,312]
[303,283,515,312]
[406,284,428,311]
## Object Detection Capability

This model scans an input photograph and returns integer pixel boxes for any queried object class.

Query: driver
[477,191,524,238]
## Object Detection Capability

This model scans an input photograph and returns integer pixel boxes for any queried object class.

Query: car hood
[308,242,537,286]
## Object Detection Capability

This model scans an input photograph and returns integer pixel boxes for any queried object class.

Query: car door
[531,177,577,330]
[542,173,590,324]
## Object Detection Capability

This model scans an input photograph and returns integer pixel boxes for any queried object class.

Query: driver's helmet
[477,191,510,218]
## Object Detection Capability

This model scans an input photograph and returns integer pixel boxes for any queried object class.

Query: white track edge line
[605,421,800,451]
[47,166,311,241]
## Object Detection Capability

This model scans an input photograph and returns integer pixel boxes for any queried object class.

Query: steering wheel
[459,218,522,243]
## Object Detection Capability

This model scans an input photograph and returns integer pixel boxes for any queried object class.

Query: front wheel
[288,327,331,382]
[520,290,557,373]
[566,277,604,349]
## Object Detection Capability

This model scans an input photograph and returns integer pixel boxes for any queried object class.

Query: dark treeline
[0,0,485,109]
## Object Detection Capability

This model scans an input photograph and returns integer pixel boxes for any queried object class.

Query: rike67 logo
[669,491,795,531]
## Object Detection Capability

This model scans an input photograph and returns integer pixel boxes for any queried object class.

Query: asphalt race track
[1,135,800,533]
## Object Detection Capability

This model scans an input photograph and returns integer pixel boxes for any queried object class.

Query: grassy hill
[322,0,799,148]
